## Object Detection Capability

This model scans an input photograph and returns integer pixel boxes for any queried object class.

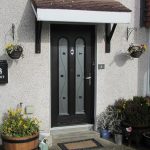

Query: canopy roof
[32,0,131,12]
[31,0,131,23]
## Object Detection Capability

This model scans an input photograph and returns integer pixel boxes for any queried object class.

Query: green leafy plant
[0,108,40,137]
[123,96,150,127]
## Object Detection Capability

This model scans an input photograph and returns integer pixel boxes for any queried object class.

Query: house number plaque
[0,60,8,84]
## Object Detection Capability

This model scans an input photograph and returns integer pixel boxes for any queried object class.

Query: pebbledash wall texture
[0,0,149,136]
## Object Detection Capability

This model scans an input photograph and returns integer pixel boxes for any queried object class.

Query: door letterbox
[0,60,8,83]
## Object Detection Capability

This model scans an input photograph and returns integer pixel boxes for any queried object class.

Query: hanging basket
[1,133,39,150]
[7,46,23,59]
[128,44,146,58]
[130,51,142,58]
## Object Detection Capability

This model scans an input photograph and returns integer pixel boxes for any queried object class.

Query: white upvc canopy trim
[32,6,131,24]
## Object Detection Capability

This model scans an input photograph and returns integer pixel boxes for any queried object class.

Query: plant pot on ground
[0,107,40,150]
[114,133,123,145]
[97,108,113,139]
[100,129,110,139]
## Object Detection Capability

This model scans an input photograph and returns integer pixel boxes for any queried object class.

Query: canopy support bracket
[105,23,117,53]
[35,20,42,53]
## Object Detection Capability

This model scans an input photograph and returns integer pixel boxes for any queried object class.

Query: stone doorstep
[50,124,94,136]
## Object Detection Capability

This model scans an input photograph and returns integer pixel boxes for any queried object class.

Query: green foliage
[114,98,126,112]
[124,96,150,127]
[97,96,150,134]
[0,108,40,137]
[97,104,125,133]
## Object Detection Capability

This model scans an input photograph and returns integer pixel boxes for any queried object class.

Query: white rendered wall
[95,0,149,114]
[0,0,50,133]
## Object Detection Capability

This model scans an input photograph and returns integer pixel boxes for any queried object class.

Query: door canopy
[31,0,131,24]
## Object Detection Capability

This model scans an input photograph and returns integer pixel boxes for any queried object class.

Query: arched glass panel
[75,38,85,114]
[59,38,68,115]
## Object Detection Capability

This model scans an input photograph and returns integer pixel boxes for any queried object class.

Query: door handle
[85,76,92,86]
[85,77,91,80]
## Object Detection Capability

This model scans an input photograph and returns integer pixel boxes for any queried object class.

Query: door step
[51,131,100,146]
[50,124,93,136]
[50,124,96,146]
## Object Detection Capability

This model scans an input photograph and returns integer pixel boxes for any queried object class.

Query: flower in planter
[0,107,40,150]
[127,43,147,58]
[0,107,40,137]
[5,43,24,59]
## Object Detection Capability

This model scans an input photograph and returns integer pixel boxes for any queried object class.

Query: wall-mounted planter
[129,51,142,58]
[6,44,23,59]
[7,50,23,59]
[128,44,146,58]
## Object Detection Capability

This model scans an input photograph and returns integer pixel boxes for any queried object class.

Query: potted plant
[122,96,150,146]
[110,109,124,145]
[0,107,40,150]
[109,100,126,145]
[127,43,147,58]
[123,97,150,127]
[5,43,23,59]
[142,97,150,147]
[97,107,114,139]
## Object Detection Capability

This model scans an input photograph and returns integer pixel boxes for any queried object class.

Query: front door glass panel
[59,38,68,115]
[75,38,85,114]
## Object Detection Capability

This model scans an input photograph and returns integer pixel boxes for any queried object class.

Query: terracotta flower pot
[1,133,39,150]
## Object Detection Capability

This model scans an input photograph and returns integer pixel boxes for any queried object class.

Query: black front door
[51,24,95,127]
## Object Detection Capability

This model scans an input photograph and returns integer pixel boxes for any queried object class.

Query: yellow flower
[23,124,27,129]
[143,44,147,50]
[19,120,23,126]
[5,43,14,49]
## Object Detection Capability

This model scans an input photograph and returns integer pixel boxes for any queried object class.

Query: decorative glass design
[75,38,85,114]
[59,38,68,115]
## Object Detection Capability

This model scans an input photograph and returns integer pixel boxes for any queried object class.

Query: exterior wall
[95,0,149,114]
[0,0,50,133]
[0,0,149,140]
